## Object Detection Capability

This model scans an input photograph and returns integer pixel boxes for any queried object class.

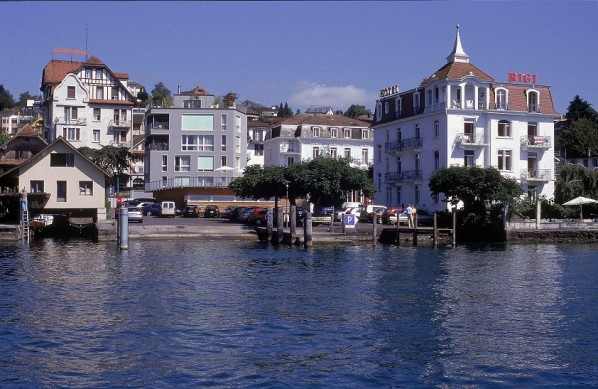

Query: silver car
[126,206,143,223]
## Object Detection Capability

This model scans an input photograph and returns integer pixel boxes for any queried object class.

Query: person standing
[20,187,28,212]
[406,204,414,228]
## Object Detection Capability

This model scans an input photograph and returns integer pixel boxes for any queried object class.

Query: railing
[109,119,131,127]
[401,169,423,180]
[457,133,486,146]
[521,135,551,148]
[402,137,423,149]
[520,169,551,181]
[280,145,300,153]
[145,176,237,191]
[385,171,401,183]
[528,105,542,113]
[146,142,169,151]
[54,117,87,125]
[147,122,169,130]
[385,141,404,153]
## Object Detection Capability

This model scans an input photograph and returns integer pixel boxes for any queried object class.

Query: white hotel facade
[371,27,559,212]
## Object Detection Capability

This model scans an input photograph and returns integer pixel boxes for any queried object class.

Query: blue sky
[1,1,597,115]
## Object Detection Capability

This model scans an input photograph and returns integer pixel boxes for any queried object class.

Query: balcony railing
[385,140,404,154]
[520,169,551,182]
[54,117,87,125]
[385,170,423,183]
[521,135,551,149]
[146,142,169,151]
[109,119,131,128]
[147,122,169,130]
[456,133,487,147]
[145,175,237,191]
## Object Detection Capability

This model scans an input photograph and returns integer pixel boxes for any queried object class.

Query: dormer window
[413,93,420,114]
[361,129,369,139]
[330,127,338,138]
[313,126,321,137]
[344,128,351,138]
[527,89,540,113]
[376,102,382,120]
[395,97,401,118]
[496,88,508,110]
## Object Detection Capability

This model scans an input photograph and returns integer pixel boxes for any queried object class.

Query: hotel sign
[380,85,400,98]
[53,48,88,56]
[508,72,537,84]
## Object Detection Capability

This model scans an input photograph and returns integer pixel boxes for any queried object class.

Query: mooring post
[452,207,457,246]
[266,208,273,242]
[304,211,313,248]
[433,212,438,247]
[290,205,297,244]
[119,207,129,250]
[372,214,377,246]
[276,206,284,243]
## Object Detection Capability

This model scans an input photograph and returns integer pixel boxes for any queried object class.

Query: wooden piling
[373,215,377,246]
[290,205,297,243]
[452,207,457,246]
[276,206,284,243]
[266,208,273,241]
[304,212,313,248]
[433,212,438,246]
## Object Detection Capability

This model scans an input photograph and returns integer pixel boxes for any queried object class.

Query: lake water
[1,238,596,387]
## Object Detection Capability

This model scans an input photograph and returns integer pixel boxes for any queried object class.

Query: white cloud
[288,81,377,112]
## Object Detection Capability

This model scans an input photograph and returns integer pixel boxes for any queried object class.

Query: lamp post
[285,181,290,228]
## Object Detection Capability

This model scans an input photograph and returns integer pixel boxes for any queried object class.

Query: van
[161,201,176,217]
[358,204,387,223]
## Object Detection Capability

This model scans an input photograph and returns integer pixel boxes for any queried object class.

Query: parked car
[247,207,268,225]
[381,207,405,225]
[222,206,236,219]
[128,198,157,207]
[239,206,258,223]
[161,201,176,217]
[142,203,162,216]
[183,205,200,218]
[414,210,434,226]
[227,206,246,222]
[358,204,387,223]
[204,205,220,218]
[126,206,143,223]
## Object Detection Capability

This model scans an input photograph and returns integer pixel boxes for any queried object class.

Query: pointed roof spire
[446,24,470,64]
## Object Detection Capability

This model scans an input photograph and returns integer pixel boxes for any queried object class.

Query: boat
[68,217,95,235]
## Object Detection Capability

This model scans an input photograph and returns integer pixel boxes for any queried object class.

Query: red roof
[278,113,370,127]
[423,61,494,84]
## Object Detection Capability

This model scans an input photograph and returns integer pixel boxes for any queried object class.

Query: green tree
[277,102,293,117]
[0,84,15,111]
[344,104,370,118]
[229,157,373,210]
[16,91,40,108]
[429,166,522,213]
[560,117,598,158]
[0,132,9,147]
[136,89,150,107]
[565,95,598,122]
[79,146,134,191]
[222,92,239,107]
[151,82,173,107]
[554,165,598,204]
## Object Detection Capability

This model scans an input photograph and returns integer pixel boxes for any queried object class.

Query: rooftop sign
[508,72,537,84]
[380,85,400,98]
[53,48,88,56]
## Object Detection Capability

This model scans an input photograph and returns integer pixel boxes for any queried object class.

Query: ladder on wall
[21,210,30,241]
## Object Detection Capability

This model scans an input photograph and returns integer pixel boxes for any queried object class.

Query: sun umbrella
[563,196,598,219]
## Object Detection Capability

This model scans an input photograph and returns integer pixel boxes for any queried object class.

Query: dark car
[227,207,246,222]
[414,210,435,226]
[204,205,220,218]
[248,207,268,225]
[142,203,162,216]
[183,205,200,218]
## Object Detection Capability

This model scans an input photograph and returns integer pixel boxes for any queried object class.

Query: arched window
[527,89,540,113]
[498,120,511,137]
[496,88,508,110]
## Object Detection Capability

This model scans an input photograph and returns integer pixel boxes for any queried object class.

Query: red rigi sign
[508,72,537,84]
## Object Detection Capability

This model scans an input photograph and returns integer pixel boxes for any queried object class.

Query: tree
[79,146,134,191]
[554,165,598,204]
[344,104,370,118]
[0,84,15,111]
[136,89,150,107]
[429,166,522,214]
[565,95,598,123]
[560,117,598,158]
[277,102,293,117]
[16,91,40,108]
[229,157,373,210]
[151,82,172,107]
[222,92,239,107]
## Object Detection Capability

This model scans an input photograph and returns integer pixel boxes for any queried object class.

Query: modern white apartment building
[371,27,559,211]
[264,113,373,167]
[40,56,136,148]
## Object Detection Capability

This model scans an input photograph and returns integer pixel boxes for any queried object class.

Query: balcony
[145,175,237,191]
[521,135,551,149]
[520,169,551,182]
[385,171,401,184]
[401,169,423,181]
[456,133,487,148]
[109,119,131,128]
[385,140,404,155]
[280,144,300,154]
[54,117,87,126]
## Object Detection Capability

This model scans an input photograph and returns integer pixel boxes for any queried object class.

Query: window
[85,68,92,79]
[330,147,337,158]
[93,129,100,143]
[361,149,369,164]
[464,150,474,167]
[415,185,420,204]
[434,120,440,138]
[497,149,512,171]
[253,129,264,142]
[527,122,537,136]
[50,153,74,167]
[182,135,199,151]
[198,156,214,171]
[397,156,402,174]
[235,115,241,132]
[96,87,104,100]
[162,176,168,188]
[174,177,191,187]
[63,127,80,141]
[415,124,420,138]
[221,156,227,167]
[377,145,382,162]
[434,86,439,104]
[434,150,440,170]
[114,131,126,144]
[161,155,168,172]
[496,88,507,110]
[182,114,214,131]
[113,109,120,124]
[396,186,402,206]
[376,102,382,120]
[184,99,201,109]
[415,153,420,172]
[464,119,474,141]
[111,87,118,99]
[254,144,264,156]
[235,136,241,152]
[93,108,101,121]
[331,127,338,138]
[313,146,321,159]
[67,86,75,99]
[198,135,215,151]
[313,127,321,137]
[221,135,227,151]
[79,181,93,196]
[527,90,539,113]
[56,181,67,202]
[361,129,369,139]
[427,90,432,106]
[175,156,190,172]
[344,128,351,138]
[344,148,351,159]
[384,101,389,114]
[287,157,295,166]
[498,120,511,137]
[221,114,227,131]
[30,180,44,193]
[386,187,392,205]
[395,98,401,117]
